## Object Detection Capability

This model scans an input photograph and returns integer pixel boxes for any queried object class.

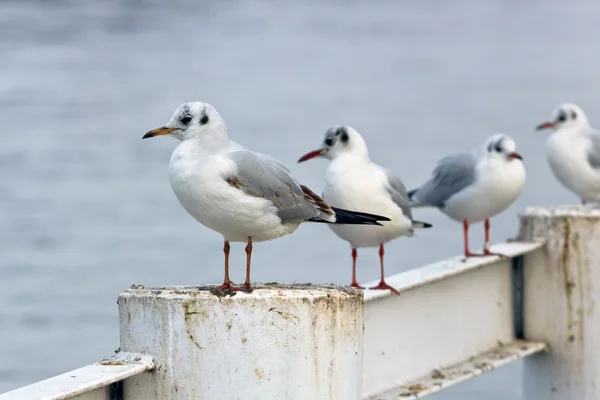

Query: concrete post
[118,285,363,400]
[519,206,600,400]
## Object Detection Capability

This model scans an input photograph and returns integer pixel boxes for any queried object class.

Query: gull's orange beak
[297,149,324,163]
[143,126,177,139]
[509,152,523,160]
[535,122,555,131]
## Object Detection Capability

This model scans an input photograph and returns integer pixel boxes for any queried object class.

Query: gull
[297,126,432,295]
[536,103,600,204]
[408,134,525,258]
[142,102,390,292]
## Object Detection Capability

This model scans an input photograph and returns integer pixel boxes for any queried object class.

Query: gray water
[1,0,599,398]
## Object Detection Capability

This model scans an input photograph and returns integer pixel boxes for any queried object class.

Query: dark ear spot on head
[496,137,505,151]
[200,115,209,125]
[487,139,502,153]
[571,111,577,119]
[340,132,349,143]
[557,111,567,122]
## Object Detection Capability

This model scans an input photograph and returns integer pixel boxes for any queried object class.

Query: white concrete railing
[1,205,599,400]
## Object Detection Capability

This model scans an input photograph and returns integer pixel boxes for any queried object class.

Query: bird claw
[369,281,399,295]
[464,251,486,258]
[235,284,254,293]
[484,250,509,259]
[464,250,508,259]
[350,281,365,290]
[216,282,235,290]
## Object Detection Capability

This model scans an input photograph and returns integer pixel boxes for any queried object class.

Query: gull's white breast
[546,131,600,202]
[168,140,299,242]
[323,157,412,249]
[443,156,525,224]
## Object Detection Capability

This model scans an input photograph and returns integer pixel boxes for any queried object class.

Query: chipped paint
[268,307,300,325]
[99,361,124,366]
[366,341,546,399]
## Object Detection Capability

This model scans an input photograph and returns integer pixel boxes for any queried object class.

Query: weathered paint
[118,284,363,400]
[365,340,547,399]
[520,206,600,400]
[361,242,543,398]
[0,353,153,400]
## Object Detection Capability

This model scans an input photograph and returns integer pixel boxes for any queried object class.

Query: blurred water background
[1,0,599,398]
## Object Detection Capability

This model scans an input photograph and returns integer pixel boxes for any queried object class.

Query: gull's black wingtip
[330,207,391,225]
[412,220,433,229]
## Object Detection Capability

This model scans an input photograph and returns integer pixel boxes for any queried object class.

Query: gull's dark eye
[571,111,577,119]
[181,116,192,124]
[494,144,503,152]
[200,115,209,125]
[325,137,334,146]
[557,112,567,122]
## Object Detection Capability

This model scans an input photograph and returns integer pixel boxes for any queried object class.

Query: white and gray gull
[298,126,432,295]
[142,102,390,292]
[536,103,600,204]
[408,134,525,258]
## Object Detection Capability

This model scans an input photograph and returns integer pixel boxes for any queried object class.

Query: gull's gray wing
[587,128,600,169]
[382,169,413,220]
[225,150,335,223]
[410,152,477,208]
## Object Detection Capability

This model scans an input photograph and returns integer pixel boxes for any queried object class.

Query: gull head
[297,126,368,163]
[483,134,523,162]
[535,103,589,133]
[143,102,226,141]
